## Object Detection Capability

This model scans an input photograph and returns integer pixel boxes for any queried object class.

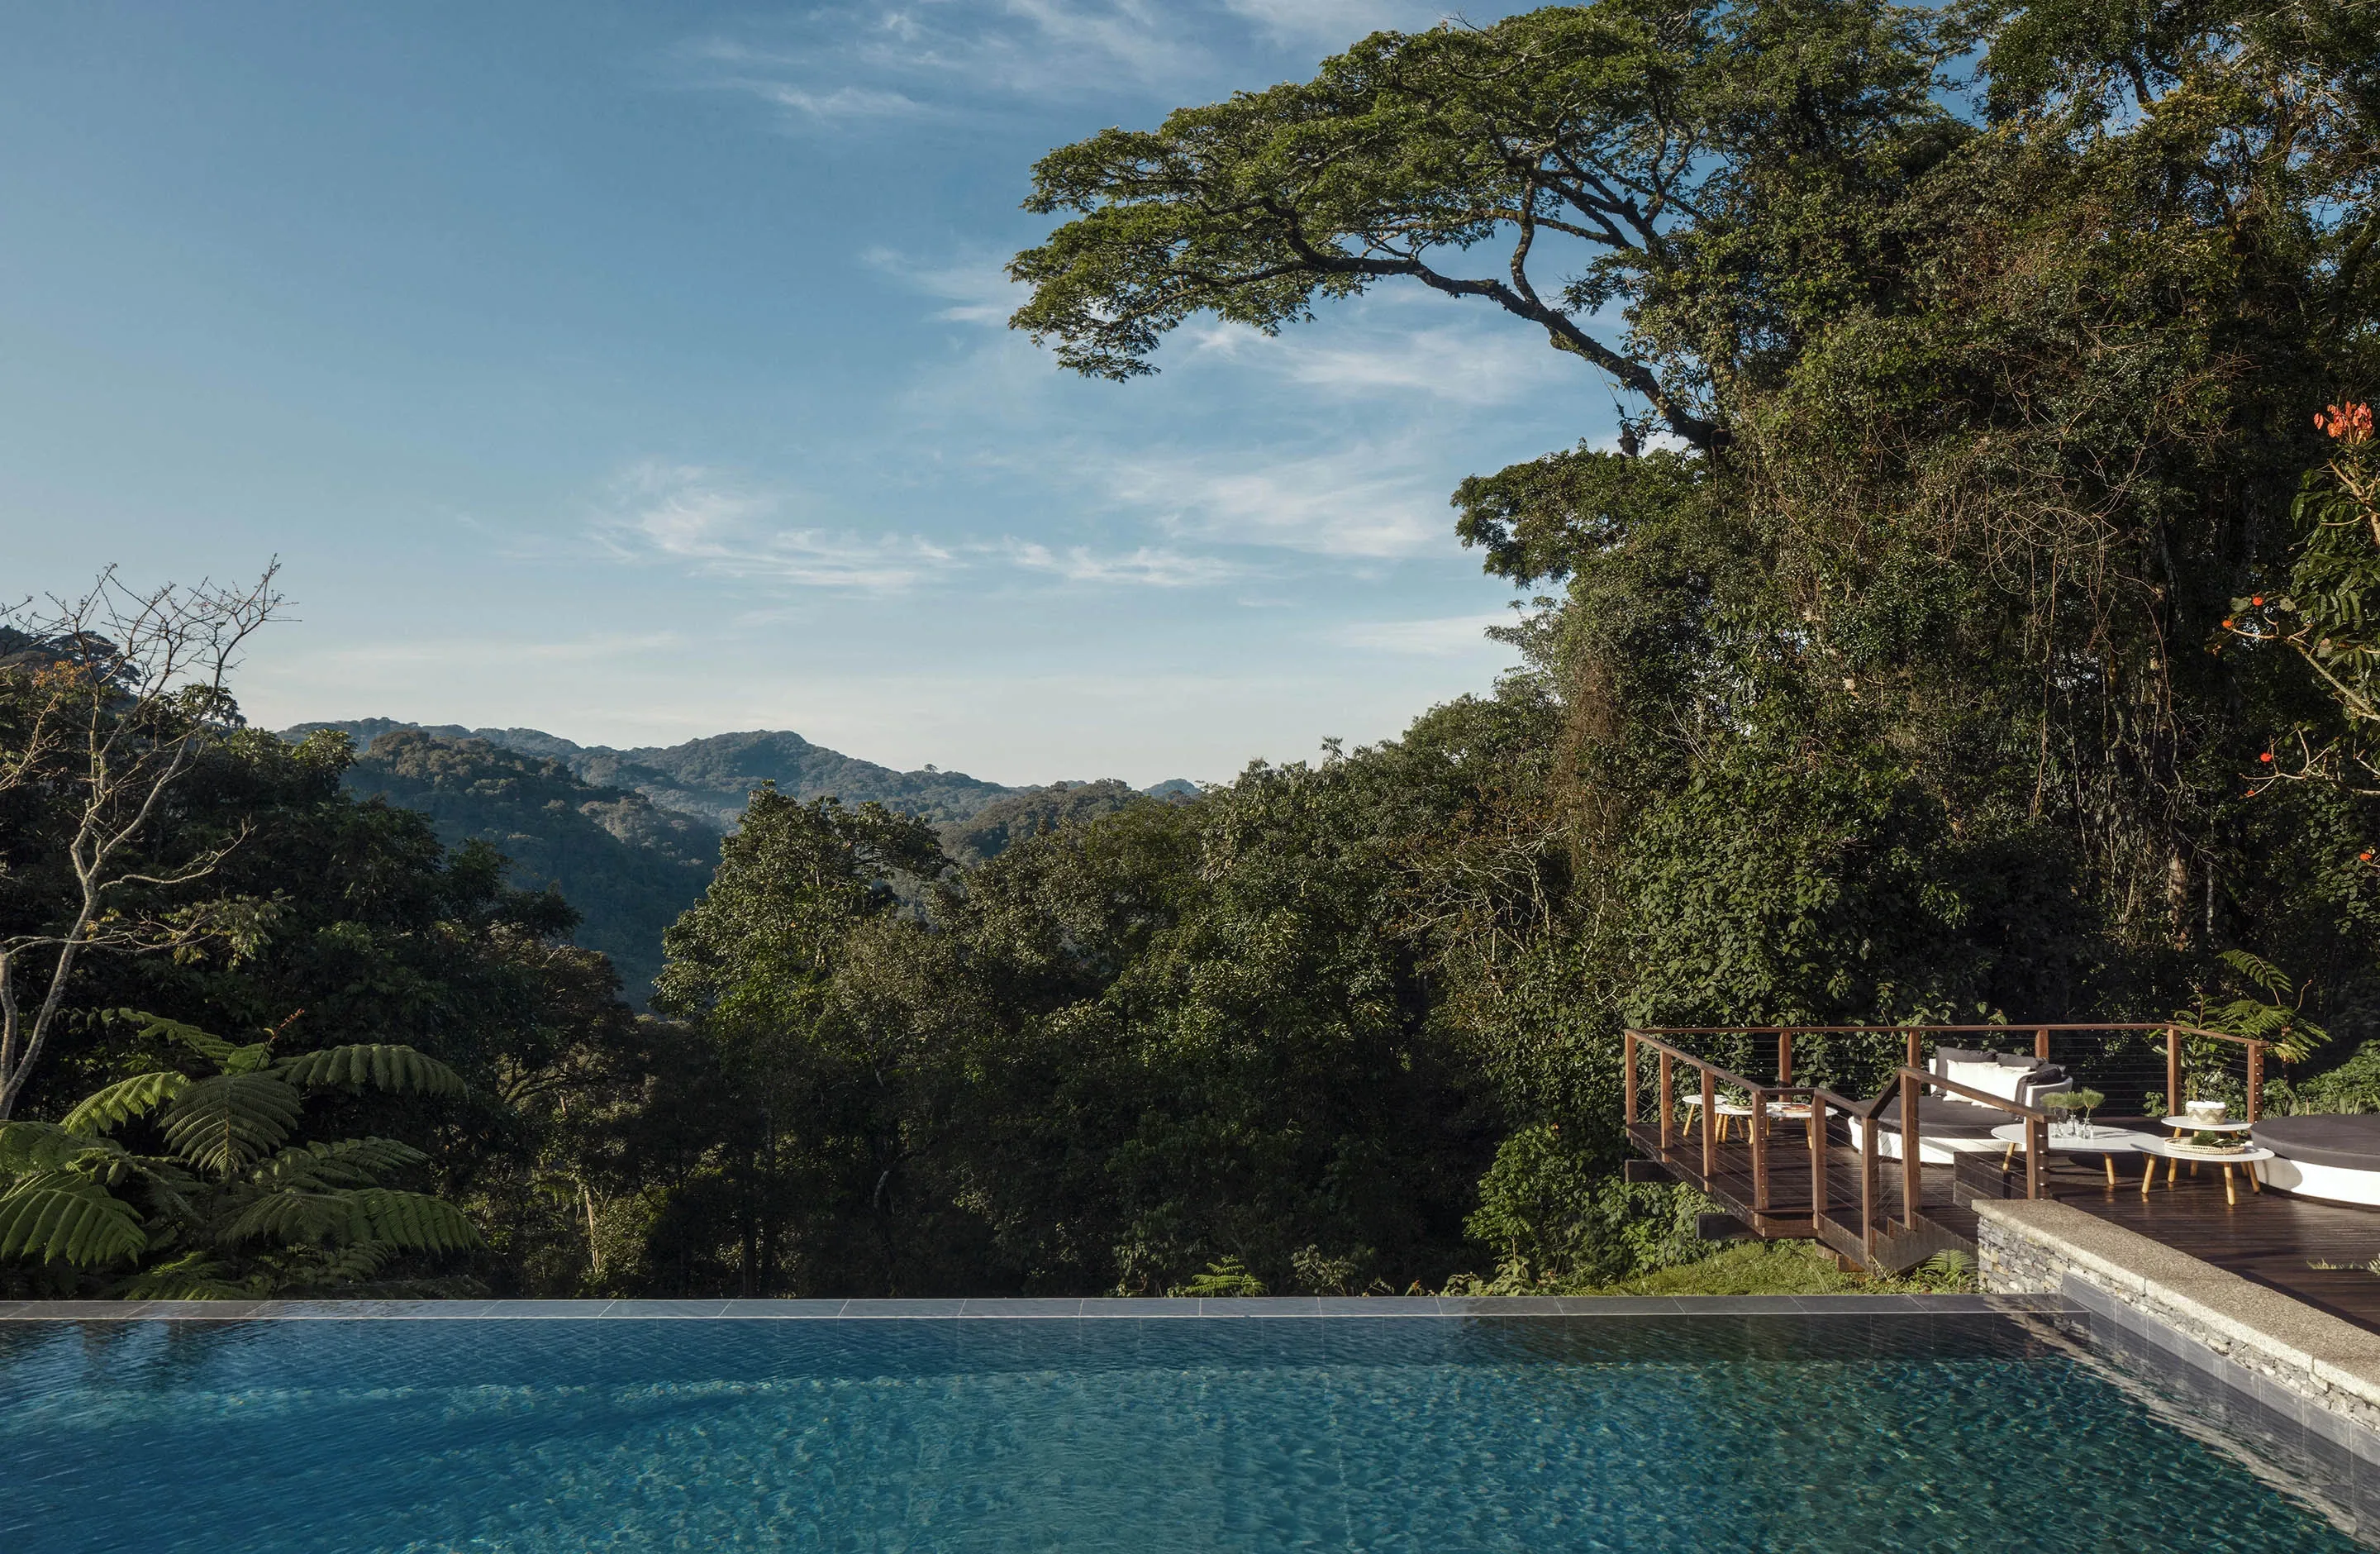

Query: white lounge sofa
[1844,1046,2075,1164]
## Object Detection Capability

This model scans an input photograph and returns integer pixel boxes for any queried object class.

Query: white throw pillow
[1942,1058,2022,1104]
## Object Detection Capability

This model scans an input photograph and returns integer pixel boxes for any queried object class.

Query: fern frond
[0,1122,123,1175]
[231,1187,480,1254]
[253,1137,426,1192]
[317,1241,397,1282]
[345,1189,481,1252]
[0,1172,146,1265]
[275,1045,465,1098]
[62,1071,192,1136]
[102,1009,240,1066]
[2219,949,2292,999]
[116,1251,247,1301]
[160,1074,305,1176]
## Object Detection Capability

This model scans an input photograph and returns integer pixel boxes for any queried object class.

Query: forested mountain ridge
[293,723,1197,1000]
[340,730,718,1002]
[289,719,1039,827]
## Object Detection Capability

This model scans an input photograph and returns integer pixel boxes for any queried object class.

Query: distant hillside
[287,719,1202,999]
[288,720,1026,828]
[337,730,718,1003]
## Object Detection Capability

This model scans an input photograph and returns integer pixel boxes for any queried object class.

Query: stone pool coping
[0,1293,2080,1321]
[1978,1199,2380,1457]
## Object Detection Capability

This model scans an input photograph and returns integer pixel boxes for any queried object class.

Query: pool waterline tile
[0,1292,2097,1322]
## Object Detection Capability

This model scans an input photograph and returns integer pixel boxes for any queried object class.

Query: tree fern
[117,1251,248,1301]
[160,1074,307,1176]
[0,1171,147,1265]
[0,1121,123,1175]
[0,1011,482,1296]
[229,1186,478,1255]
[250,1137,427,1192]
[62,1071,191,1135]
[275,1044,464,1097]
[100,1008,243,1067]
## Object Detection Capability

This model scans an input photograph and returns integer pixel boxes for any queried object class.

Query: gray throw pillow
[1994,1051,2040,1067]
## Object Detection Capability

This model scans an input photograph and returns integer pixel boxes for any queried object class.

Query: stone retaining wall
[1977,1199,2380,1446]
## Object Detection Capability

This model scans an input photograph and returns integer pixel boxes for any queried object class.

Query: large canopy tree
[1011,0,2380,1036]
[1008,0,1963,451]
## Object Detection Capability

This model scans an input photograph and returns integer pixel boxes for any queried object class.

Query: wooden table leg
[2141,1157,2156,1197]
[2224,1165,2238,1206]
[2103,1156,2118,1187]
[2249,1161,2263,1193]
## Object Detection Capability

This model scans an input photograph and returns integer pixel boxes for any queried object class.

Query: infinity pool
[0,1306,2357,1552]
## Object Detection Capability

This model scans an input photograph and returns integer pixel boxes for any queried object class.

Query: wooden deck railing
[1621,1023,2274,1270]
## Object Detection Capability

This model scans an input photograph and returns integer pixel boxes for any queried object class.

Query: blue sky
[0,0,1608,786]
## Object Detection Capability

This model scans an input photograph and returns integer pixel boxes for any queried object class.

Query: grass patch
[1565,1242,1978,1297]
[1582,1241,1860,1296]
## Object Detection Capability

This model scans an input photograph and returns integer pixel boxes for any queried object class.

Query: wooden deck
[2038,1139,2380,1333]
[1628,1113,2380,1333]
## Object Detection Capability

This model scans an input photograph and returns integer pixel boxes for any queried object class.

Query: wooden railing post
[1809,1096,1829,1232]
[2025,1114,2043,1199]
[2035,1027,2050,1063]
[1779,1031,1794,1087]
[1658,1050,1674,1154]
[2248,1042,2263,1123]
[2167,1023,2182,1118]
[1701,1066,1716,1185]
[1900,1069,1922,1230]
[1905,1027,1922,1071]
[1624,1030,1638,1129]
[1861,1104,1880,1261]
[1750,1088,1770,1215]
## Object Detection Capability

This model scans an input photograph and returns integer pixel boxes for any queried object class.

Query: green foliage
[332,728,720,1003]
[1173,1257,1267,1298]
[1460,1126,1716,1289]
[0,1012,481,1294]
[10,0,2380,1304]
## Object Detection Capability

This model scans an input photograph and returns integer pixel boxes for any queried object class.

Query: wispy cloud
[1182,315,1573,407]
[861,246,1020,324]
[1099,445,1445,558]
[678,1,1225,127]
[1003,539,1246,586]
[1220,0,1453,47]
[597,463,955,592]
[1333,612,1513,655]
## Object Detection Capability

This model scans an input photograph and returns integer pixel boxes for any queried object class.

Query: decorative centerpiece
[2186,1098,2229,1126]
[2044,1089,2106,1140]
[2178,1129,2248,1156]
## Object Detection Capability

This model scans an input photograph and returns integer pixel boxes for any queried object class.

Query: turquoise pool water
[0,1313,2357,1552]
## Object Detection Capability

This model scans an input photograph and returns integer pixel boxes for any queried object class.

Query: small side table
[2160,1116,2254,1137]
[1990,1123,2151,1187]
[1676,1093,1759,1142]
[2159,1117,2256,1180]
[2135,1138,2274,1205]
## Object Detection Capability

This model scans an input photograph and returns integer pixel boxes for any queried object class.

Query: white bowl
[2186,1099,2227,1123]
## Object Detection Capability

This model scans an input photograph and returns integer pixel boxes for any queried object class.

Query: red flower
[2260,751,2275,764]
[2252,596,2265,607]
[2318,403,2376,444]
[2362,851,2374,862]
